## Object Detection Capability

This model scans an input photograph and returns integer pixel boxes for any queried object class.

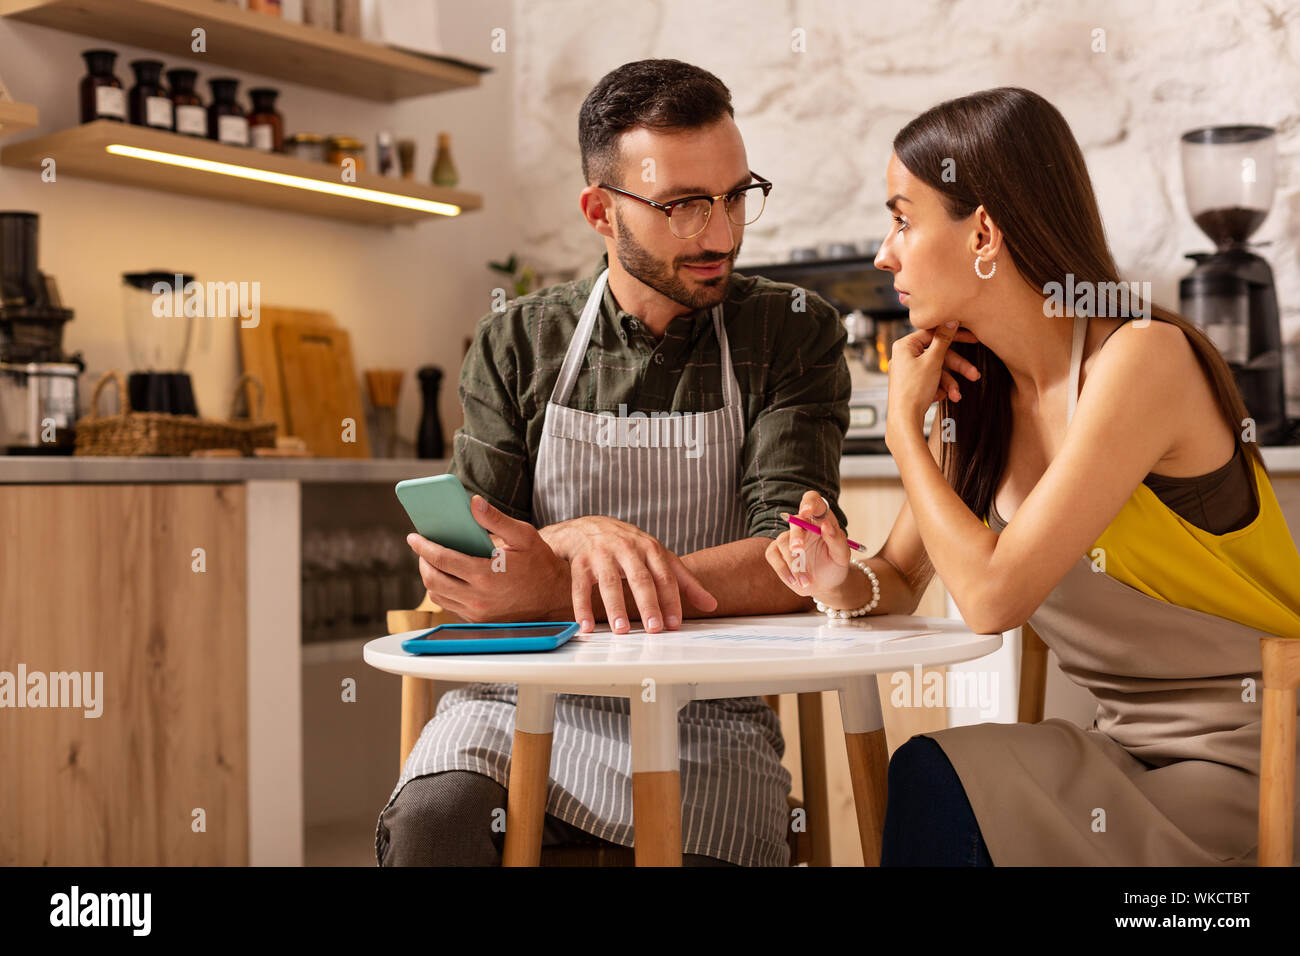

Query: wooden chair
[1019,623,1299,867]
[387,597,836,867]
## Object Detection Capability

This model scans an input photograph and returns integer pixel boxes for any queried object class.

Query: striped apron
[924,313,1300,865]
[382,269,793,866]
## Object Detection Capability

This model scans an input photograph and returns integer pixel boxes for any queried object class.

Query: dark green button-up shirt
[449,253,851,542]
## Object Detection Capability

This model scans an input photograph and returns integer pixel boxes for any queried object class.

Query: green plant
[488,253,537,298]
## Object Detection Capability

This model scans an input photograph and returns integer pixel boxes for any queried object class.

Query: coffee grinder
[1178,125,1290,445]
[0,211,83,454]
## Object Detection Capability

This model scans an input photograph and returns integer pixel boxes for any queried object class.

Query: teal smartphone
[395,474,496,558]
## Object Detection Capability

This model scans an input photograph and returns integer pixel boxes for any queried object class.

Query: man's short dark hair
[578,59,734,186]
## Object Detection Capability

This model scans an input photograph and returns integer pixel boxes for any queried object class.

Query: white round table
[364,612,1001,866]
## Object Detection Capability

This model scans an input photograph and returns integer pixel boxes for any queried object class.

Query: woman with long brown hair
[767,87,1300,865]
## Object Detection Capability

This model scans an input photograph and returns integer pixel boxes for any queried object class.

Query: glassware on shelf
[397,138,416,179]
[374,528,409,621]
[80,49,125,124]
[167,68,206,138]
[331,529,362,639]
[301,529,328,643]
[128,59,172,130]
[248,87,283,152]
[316,529,349,643]
[302,524,431,643]
[208,77,249,147]
[431,132,458,187]
[340,529,377,629]
[284,132,327,163]
[327,135,366,172]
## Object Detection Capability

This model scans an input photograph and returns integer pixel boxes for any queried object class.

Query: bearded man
[376,58,850,867]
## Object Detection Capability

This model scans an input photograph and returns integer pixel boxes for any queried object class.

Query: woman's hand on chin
[886,320,982,438]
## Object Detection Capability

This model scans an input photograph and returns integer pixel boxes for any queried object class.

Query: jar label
[95,86,126,120]
[218,114,250,146]
[176,104,206,136]
[250,124,275,152]
[145,96,173,129]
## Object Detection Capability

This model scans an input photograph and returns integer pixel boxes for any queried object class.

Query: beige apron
[925,314,1300,865]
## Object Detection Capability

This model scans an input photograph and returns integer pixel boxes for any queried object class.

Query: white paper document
[571,622,942,649]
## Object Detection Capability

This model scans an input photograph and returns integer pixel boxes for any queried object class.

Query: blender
[1178,125,1290,445]
[122,271,198,416]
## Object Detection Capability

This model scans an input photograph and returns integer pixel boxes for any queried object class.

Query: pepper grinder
[417,365,445,459]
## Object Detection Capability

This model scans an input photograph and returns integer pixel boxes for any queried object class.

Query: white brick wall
[509,0,1300,412]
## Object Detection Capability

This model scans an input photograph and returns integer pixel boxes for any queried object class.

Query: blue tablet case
[401,621,580,654]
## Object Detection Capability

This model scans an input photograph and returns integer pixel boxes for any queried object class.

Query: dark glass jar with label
[79,49,126,124]
[128,59,173,130]
[208,77,249,146]
[167,69,206,138]
[247,88,283,152]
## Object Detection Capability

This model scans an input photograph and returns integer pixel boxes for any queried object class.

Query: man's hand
[407,495,570,623]
[539,515,717,634]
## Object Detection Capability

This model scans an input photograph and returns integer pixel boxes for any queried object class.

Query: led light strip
[105,144,461,216]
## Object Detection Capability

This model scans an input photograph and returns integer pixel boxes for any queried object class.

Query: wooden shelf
[0,0,489,101]
[0,100,38,137]
[0,121,483,226]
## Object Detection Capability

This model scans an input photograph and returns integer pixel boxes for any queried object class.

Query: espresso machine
[1178,125,1291,445]
[0,211,83,454]
[742,242,928,452]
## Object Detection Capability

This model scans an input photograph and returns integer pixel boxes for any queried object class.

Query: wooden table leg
[502,687,556,867]
[839,676,889,867]
[796,692,833,867]
[629,686,684,866]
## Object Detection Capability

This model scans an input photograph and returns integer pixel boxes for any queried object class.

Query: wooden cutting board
[238,306,335,438]
[273,322,371,458]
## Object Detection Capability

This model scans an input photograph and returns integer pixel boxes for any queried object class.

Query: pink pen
[783,513,865,552]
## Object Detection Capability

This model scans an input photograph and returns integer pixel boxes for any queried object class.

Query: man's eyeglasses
[598,171,772,239]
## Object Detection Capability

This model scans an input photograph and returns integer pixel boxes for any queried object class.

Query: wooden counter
[2,450,1297,866]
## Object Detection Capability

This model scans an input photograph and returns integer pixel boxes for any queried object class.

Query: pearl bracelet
[814,557,881,619]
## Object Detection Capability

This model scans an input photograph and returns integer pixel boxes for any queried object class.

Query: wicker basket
[75,371,277,457]
[226,374,278,455]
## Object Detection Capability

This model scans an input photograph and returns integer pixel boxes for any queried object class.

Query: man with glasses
[377,59,850,867]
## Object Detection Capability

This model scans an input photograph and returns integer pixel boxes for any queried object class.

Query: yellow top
[1090,453,1300,638]
[983,454,1300,637]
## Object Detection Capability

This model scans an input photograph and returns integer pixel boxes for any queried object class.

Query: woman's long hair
[892,87,1265,522]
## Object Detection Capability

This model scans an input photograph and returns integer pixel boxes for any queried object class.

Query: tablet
[401,621,579,655]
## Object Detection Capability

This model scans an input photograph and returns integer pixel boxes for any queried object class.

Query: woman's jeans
[881,734,994,866]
